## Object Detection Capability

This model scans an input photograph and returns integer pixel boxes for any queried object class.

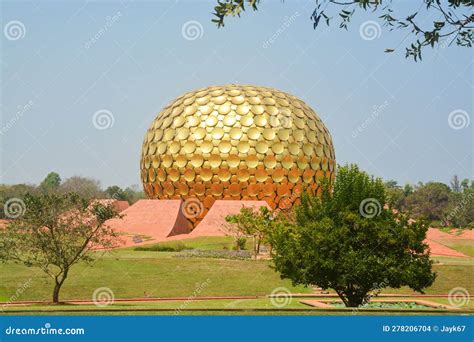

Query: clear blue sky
[1,0,472,189]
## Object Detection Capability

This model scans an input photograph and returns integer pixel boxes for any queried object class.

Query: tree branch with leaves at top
[212,0,473,61]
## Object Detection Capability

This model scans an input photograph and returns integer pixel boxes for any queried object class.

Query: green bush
[135,242,187,252]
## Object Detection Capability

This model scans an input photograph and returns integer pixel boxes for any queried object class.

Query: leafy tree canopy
[268,164,436,307]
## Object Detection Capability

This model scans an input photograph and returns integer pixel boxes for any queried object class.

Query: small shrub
[135,242,187,252]
[233,237,247,250]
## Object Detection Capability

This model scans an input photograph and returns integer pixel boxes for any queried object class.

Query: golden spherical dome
[140,85,335,226]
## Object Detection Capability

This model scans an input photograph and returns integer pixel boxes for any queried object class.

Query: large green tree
[404,182,451,224]
[212,0,473,61]
[39,172,61,192]
[0,193,122,303]
[268,164,436,307]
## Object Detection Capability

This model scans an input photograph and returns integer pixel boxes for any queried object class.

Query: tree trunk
[52,281,61,303]
[52,269,68,304]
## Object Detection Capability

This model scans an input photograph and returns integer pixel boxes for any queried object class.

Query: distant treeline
[0,172,146,219]
[0,172,473,228]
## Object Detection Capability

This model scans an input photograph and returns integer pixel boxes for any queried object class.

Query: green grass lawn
[0,236,472,315]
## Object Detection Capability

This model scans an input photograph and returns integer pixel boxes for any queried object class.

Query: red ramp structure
[189,200,270,238]
[106,199,190,245]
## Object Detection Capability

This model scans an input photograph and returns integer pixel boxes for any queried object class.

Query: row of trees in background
[0,172,145,219]
[385,176,474,228]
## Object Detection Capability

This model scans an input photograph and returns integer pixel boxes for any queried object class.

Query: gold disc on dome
[183,141,196,154]
[200,168,213,181]
[218,104,231,115]
[199,104,213,115]
[288,168,300,183]
[223,114,237,126]
[168,168,180,182]
[194,183,206,196]
[255,141,269,154]
[311,156,321,169]
[169,141,180,154]
[228,89,241,96]
[245,155,259,168]
[248,183,261,196]
[206,116,218,127]
[211,127,224,140]
[237,169,250,182]
[177,182,189,195]
[262,128,276,140]
[272,169,285,182]
[163,182,174,196]
[240,114,253,127]
[254,115,267,127]
[264,155,277,168]
[229,127,243,140]
[248,96,261,105]
[277,129,290,141]
[236,105,250,115]
[200,140,213,153]
[255,169,268,182]
[281,155,294,169]
[173,116,185,128]
[303,143,314,156]
[162,155,173,168]
[316,144,324,157]
[193,127,207,140]
[251,105,265,115]
[228,154,240,168]
[229,184,241,196]
[209,154,222,168]
[218,141,232,153]
[218,168,231,181]
[237,141,250,154]
[247,127,261,140]
[177,127,190,140]
[272,142,284,154]
[231,95,245,105]
[148,168,156,182]
[297,156,309,169]
[183,169,195,182]
[195,96,210,106]
[187,116,200,127]
[214,95,227,105]
[211,183,224,196]
[152,155,160,168]
[293,130,304,142]
[176,155,187,168]
[263,183,274,195]
[164,128,175,141]
[190,154,204,168]
[157,169,167,181]
[288,143,300,155]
